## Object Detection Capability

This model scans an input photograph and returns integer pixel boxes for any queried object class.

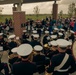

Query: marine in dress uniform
[46,39,76,75]
[31,30,37,41]
[47,41,59,59]
[0,33,8,51]
[30,34,42,47]
[0,43,10,75]
[8,34,17,55]
[43,31,50,45]
[22,30,29,40]
[43,44,52,56]
[69,30,75,42]
[8,47,21,65]
[12,44,37,75]
[33,45,50,75]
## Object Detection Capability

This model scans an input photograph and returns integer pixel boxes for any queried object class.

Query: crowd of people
[0,16,76,75]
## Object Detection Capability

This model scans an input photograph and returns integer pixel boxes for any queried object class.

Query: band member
[30,34,42,47]
[22,30,29,40]
[12,44,37,75]
[15,37,21,46]
[8,47,20,65]
[8,34,17,55]
[46,39,76,75]
[43,31,50,45]
[0,33,8,51]
[31,30,37,41]
[33,45,50,75]
[47,41,59,59]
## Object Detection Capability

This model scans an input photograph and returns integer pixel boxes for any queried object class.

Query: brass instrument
[8,53,18,59]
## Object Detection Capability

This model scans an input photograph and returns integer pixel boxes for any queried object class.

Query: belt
[57,68,69,72]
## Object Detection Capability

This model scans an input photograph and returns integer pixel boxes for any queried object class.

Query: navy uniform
[12,44,37,75]
[43,31,50,45]
[47,39,76,75]
[33,45,50,75]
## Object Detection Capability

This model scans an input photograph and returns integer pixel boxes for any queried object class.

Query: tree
[33,6,40,18]
[59,10,63,17]
[68,3,75,17]
[74,8,76,17]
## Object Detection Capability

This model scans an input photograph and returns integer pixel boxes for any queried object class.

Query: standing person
[46,39,76,75]
[12,44,37,75]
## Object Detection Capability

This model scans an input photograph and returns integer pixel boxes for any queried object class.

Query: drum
[72,41,76,60]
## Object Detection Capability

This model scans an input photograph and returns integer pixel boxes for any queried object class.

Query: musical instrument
[72,41,76,60]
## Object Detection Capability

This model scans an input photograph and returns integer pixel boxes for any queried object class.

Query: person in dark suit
[46,39,76,75]
[12,44,37,75]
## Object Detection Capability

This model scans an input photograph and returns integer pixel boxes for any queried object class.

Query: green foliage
[59,10,63,17]
[0,14,69,22]
[33,6,40,19]
[68,3,76,17]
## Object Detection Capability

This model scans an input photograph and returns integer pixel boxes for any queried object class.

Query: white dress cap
[8,34,16,39]
[54,28,59,31]
[0,33,3,36]
[11,47,18,53]
[45,31,49,34]
[16,37,19,40]
[33,30,37,34]
[51,32,53,34]
[51,35,57,39]
[34,45,43,51]
[47,36,50,40]
[23,30,27,33]
[70,30,75,34]
[60,28,65,31]
[58,32,63,36]
[50,41,58,46]
[56,39,69,47]
[33,34,39,38]
[17,44,33,56]
[68,41,72,45]
[0,46,3,51]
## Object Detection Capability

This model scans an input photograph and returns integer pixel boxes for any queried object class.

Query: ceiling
[0,0,59,5]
